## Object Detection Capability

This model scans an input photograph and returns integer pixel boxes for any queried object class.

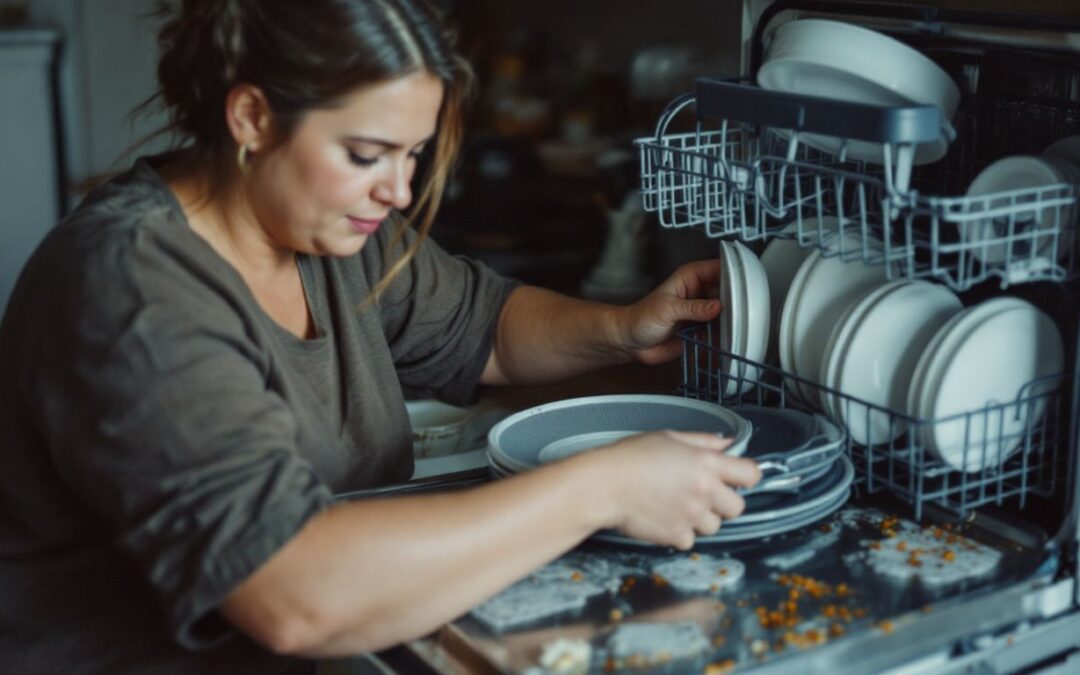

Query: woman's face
[248,71,444,257]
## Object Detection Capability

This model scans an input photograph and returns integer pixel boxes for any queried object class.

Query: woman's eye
[347,150,378,167]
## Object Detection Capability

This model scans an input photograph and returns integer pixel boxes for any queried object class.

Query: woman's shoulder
[15,158,243,323]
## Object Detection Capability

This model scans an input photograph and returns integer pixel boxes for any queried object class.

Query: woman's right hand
[582,431,762,550]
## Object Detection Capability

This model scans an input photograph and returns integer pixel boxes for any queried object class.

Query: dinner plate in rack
[718,240,748,396]
[729,240,771,395]
[761,220,829,363]
[487,395,753,474]
[916,300,1064,472]
[818,281,905,425]
[905,298,1028,436]
[831,280,962,445]
[963,155,1076,266]
[779,233,895,406]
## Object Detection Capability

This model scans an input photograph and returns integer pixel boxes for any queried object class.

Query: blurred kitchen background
[0,0,747,315]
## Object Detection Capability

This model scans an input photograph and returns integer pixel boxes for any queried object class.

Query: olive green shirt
[0,157,518,673]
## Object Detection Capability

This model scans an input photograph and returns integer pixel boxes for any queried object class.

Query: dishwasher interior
[397,3,1080,673]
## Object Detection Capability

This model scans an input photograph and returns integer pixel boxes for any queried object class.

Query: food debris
[877,620,895,634]
[609,609,624,623]
[570,571,584,582]
[539,638,591,675]
[705,659,736,674]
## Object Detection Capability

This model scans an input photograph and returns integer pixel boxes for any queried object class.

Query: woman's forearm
[481,285,632,386]
[220,451,616,656]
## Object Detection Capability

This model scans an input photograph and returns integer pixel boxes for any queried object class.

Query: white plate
[919,300,1064,472]
[833,281,962,445]
[718,241,747,396]
[488,395,753,474]
[818,281,905,424]
[757,19,959,165]
[537,431,638,464]
[779,233,895,406]
[729,240,771,395]
[964,155,1076,266]
[905,298,1027,427]
[761,219,831,363]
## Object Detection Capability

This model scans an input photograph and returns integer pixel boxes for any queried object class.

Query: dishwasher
[387,2,1080,673]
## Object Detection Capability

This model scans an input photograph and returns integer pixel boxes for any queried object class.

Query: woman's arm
[219,431,759,656]
[480,259,722,386]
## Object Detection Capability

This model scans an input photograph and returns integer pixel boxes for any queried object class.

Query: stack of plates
[488,397,852,546]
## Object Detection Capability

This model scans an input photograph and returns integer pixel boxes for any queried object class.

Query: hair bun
[156,0,245,142]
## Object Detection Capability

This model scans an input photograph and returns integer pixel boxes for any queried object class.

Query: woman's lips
[347,215,383,235]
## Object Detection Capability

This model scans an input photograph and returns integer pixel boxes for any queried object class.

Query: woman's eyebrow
[344,134,433,149]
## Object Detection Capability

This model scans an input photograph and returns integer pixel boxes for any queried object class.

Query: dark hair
[146,0,473,299]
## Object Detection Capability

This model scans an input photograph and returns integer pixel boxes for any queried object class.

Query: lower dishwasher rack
[677,323,1073,523]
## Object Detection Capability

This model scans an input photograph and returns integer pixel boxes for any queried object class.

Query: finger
[672,528,696,551]
[681,259,722,291]
[694,510,722,536]
[669,431,733,452]
[716,456,764,488]
[676,298,723,323]
[711,484,747,520]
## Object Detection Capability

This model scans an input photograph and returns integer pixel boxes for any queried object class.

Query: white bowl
[405,400,474,458]
[757,19,959,165]
[829,280,962,445]
[964,155,1076,266]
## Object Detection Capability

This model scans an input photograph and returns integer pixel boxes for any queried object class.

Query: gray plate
[487,395,753,473]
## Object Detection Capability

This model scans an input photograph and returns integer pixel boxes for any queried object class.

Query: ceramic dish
[722,240,771,395]
[761,219,831,363]
[964,155,1078,266]
[818,282,904,424]
[905,298,1027,436]
[718,240,747,396]
[487,395,753,474]
[779,233,894,406]
[914,299,1064,472]
[731,405,845,491]
[827,280,962,445]
[756,19,959,165]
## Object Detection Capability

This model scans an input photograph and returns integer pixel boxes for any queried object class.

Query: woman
[0,0,759,672]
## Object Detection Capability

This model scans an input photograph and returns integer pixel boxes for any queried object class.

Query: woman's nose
[373,159,413,210]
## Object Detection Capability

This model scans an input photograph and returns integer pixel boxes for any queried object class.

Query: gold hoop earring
[237,143,251,174]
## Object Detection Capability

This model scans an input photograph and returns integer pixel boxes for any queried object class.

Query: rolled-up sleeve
[375,228,520,405]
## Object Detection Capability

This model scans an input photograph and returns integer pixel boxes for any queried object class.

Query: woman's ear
[225,83,273,152]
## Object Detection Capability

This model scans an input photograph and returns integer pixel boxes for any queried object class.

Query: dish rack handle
[691,77,953,146]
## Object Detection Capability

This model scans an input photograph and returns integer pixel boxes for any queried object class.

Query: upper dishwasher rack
[636,77,1079,291]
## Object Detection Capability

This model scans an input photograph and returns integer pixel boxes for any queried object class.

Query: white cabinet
[0,29,61,314]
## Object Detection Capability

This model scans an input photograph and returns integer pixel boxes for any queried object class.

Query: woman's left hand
[618,259,723,365]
